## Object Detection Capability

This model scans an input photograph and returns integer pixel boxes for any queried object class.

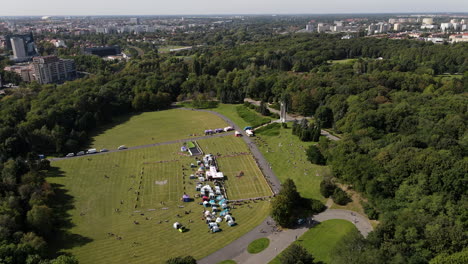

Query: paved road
[314,209,373,237]
[200,209,373,264]
[49,132,233,162]
[244,98,341,141]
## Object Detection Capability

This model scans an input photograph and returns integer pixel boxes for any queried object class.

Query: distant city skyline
[1,0,468,16]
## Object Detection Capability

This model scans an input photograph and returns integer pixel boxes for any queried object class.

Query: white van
[86,148,98,154]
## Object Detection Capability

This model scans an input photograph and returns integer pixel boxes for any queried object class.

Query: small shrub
[310,199,326,214]
[281,122,288,128]
[332,188,352,205]
[320,180,336,198]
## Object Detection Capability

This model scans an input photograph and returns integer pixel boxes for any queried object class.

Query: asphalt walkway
[200,209,373,264]
[49,132,233,162]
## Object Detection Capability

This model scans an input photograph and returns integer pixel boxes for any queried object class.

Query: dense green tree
[319,179,336,198]
[26,205,53,236]
[315,106,334,128]
[306,145,326,165]
[279,244,315,264]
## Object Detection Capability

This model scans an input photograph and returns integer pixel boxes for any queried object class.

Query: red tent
[202,196,209,201]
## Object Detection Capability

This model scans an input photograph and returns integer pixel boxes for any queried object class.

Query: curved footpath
[199,209,372,264]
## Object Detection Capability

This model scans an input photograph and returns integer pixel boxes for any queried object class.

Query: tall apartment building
[5,33,38,60]
[32,56,76,84]
[305,23,315,32]
[10,37,27,60]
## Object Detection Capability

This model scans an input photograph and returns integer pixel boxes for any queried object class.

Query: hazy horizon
[2,0,467,16]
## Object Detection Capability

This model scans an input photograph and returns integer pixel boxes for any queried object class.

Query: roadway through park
[49,107,372,264]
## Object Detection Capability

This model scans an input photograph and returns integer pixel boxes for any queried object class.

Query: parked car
[87,148,97,154]
[65,153,75,157]
[76,151,85,156]
[100,148,108,152]
[118,145,127,150]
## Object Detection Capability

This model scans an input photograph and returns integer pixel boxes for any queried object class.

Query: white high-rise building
[11,37,27,59]
[441,23,453,31]
[422,18,434,25]
[305,23,315,32]
[394,23,402,31]
[317,23,330,32]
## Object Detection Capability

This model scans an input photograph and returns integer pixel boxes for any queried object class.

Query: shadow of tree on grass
[46,166,93,258]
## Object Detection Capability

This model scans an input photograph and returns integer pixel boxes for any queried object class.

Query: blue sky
[2,0,467,16]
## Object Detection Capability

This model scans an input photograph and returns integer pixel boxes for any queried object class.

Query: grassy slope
[89,109,228,150]
[270,220,358,264]
[210,104,274,128]
[255,124,331,201]
[235,106,271,127]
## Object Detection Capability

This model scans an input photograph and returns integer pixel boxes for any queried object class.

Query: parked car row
[64,146,126,157]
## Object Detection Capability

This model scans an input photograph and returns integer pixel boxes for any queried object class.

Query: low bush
[332,188,352,205]
[320,179,336,198]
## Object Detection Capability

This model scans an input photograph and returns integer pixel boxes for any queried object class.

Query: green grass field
[89,109,228,150]
[50,138,271,264]
[196,137,272,200]
[255,124,331,201]
[48,109,273,264]
[236,106,272,128]
[210,104,250,128]
[270,220,358,264]
[209,104,274,129]
[247,238,270,254]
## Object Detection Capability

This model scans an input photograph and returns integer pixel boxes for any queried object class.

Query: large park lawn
[89,109,228,149]
[255,124,331,201]
[48,110,272,264]
[270,220,358,264]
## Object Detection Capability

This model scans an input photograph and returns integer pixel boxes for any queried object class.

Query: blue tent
[243,126,252,131]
